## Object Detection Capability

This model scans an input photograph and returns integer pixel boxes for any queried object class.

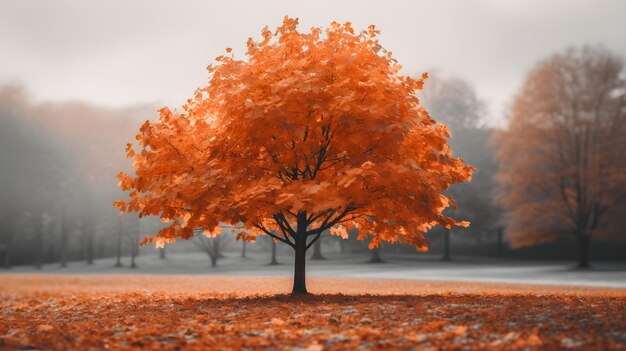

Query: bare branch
[307,204,357,236]
[254,223,295,248]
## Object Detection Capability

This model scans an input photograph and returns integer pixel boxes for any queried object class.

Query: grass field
[1,275,625,350]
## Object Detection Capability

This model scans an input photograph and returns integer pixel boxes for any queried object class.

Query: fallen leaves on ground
[0,275,624,350]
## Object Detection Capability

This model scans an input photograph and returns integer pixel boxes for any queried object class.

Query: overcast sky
[1,0,625,125]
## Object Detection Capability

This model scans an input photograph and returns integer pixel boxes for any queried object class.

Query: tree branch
[254,223,295,248]
[307,204,357,236]
[306,230,323,250]
[273,212,297,238]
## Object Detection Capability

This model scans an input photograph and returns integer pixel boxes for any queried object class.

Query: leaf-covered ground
[1,275,625,350]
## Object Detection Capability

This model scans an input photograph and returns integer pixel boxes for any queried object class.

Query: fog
[0,85,155,266]
[2,0,626,125]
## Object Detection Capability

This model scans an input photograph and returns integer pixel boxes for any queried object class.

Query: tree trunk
[369,247,384,263]
[3,225,12,269]
[292,213,308,294]
[159,247,166,259]
[96,238,104,259]
[133,233,140,258]
[59,238,67,267]
[577,234,591,268]
[338,238,346,255]
[210,238,219,267]
[269,239,279,265]
[241,240,247,258]
[84,222,94,265]
[310,237,324,260]
[114,219,123,267]
[47,239,55,263]
[496,228,503,257]
[130,245,137,268]
[442,229,451,261]
[86,233,93,265]
[292,247,307,293]
[34,213,43,270]
[130,219,138,268]
[60,210,67,268]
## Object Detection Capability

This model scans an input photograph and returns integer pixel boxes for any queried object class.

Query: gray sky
[1,0,625,125]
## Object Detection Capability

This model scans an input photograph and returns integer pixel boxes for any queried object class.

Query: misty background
[1,0,625,270]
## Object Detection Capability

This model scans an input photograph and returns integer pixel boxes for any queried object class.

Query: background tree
[337,227,360,255]
[442,229,451,261]
[368,246,384,263]
[493,46,626,268]
[310,233,325,260]
[59,205,68,268]
[114,216,124,267]
[192,230,231,268]
[241,241,247,258]
[115,17,473,293]
[129,217,140,269]
[420,75,485,129]
[33,212,43,270]
[81,219,94,265]
[0,206,14,269]
[0,85,152,267]
[0,86,73,269]
[268,237,279,265]
[159,247,166,260]
[420,74,500,258]
[257,234,281,265]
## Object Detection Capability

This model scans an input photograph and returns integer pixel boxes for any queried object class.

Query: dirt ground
[1,275,625,350]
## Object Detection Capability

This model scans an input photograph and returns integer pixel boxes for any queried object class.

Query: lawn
[1,275,624,350]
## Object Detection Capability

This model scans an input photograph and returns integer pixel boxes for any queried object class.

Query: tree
[115,18,473,293]
[33,212,43,270]
[420,75,500,256]
[114,216,124,267]
[0,206,14,269]
[419,74,485,129]
[495,226,505,257]
[82,219,94,265]
[442,229,451,261]
[368,247,384,263]
[59,206,68,268]
[159,247,166,260]
[338,227,360,255]
[0,84,153,268]
[257,234,280,265]
[310,234,325,260]
[493,46,626,268]
[192,230,230,268]
[129,217,139,269]
[0,86,76,268]
[269,237,279,265]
